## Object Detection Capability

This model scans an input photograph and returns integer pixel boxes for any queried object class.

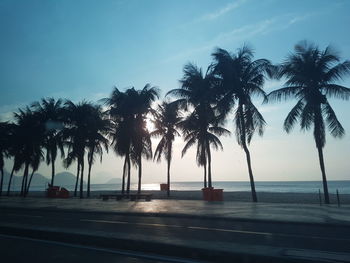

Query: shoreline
[8,190,350,204]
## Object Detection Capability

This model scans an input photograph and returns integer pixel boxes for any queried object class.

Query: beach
[17,190,350,204]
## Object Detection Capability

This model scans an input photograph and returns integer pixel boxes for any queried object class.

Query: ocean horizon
[6,180,350,194]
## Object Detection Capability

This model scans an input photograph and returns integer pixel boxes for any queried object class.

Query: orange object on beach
[202,187,223,201]
[46,184,70,198]
[160,183,168,191]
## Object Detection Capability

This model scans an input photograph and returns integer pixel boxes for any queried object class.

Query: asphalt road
[0,207,350,262]
[0,234,188,263]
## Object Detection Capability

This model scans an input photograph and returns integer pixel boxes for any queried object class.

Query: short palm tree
[86,106,111,197]
[31,98,65,186]
[151,101,182,196]
[104,87,134,195]
[13,107,45,196]
[131,85,159,194]
[212,46,272,202]
[0,122,11,196]
[268,41,350,204]
[63,100,96,198]
[168,63,229,187]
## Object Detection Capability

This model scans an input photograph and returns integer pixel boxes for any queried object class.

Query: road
[0,207,350,262]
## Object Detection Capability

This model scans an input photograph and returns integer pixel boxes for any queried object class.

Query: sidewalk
[1,196,350,226]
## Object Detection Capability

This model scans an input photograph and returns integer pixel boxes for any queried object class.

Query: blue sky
[1,0,350,184]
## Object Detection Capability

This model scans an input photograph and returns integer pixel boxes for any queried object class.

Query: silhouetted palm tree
[32,98,65,186]
[151,101,182,196]
[6,123,22,196]
[63,100,97,198]
[105,85,158,195]
[212,46,272,202]
[268,41,350,204]
[179,109,230,188]
[168,63,229,187]
[86,105,111,197]
[13,107,45,196]
[0,122,11,196]
[104,87,134,195]
[131,85,159,194]
[24,148,44,197]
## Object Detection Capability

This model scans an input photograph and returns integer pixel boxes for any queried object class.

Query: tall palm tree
[31,98,65,186]
[86,105,111,197]
[268,41,350,204]
[151,101,182,196]
[168,63,229,187]
[212,46,272,202]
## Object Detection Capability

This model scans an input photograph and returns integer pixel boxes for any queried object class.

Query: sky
[1,0,350,184]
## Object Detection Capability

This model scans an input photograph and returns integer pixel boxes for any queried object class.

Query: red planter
[201,187,224,201]
[202,187,214,201]
[46,186,70,198]
[160,184,168,191]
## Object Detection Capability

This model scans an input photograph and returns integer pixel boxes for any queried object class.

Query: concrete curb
[1,205,350,228]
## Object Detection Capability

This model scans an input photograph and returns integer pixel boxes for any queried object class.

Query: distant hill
[104,178,121,184]
[54,171,86,186]
[2,170,49,187]
[1,170,86,188]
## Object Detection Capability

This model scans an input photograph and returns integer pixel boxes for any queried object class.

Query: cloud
[163,11,318,64]
[198,0,247,21]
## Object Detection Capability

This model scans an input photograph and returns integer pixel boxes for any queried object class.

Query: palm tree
[105,85,158,195]
[31,98,65,186]
[168,63,229,187]
[104,87,134,195]
[13,107,45,197]
[0,122,11,196]
[212,46,272,202]
[268,41,350,204]
[63,100,96,198]
[151,101,182,196]
[131,85,159,194]
[6,123,22,196]
[24,148,44,196]
[86,105,111,197]
[179,108,230,188]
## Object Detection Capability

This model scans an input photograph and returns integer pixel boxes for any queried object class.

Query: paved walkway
[1,196,350,226]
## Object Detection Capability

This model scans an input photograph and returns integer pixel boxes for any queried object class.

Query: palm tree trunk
[87,152,93,198]
[167,156,171,197]
[203,162,207,188]
[0,168,4,196]
[50,151,55,186]
[121,156,127,194]
[74,162,80,197]
[126,154,131,195]
[21,163,29,197]
[317,146,330,204]
[7,165,15,196]
[25,169,35,197]
[243,142,257,202]
[207,142,212,188]
[80,157,84,199]
[137,154,142,194]
[238,105,258,203]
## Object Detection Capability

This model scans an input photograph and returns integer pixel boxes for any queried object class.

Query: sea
[8,180,350,194]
